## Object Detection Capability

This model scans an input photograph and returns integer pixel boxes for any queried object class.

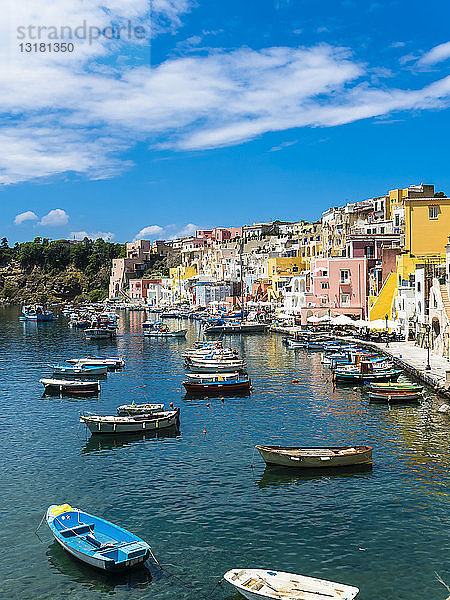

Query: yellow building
[267,257,304,300]
[404,196,450,258]
[169,266,197,280]
[386,184,435,219]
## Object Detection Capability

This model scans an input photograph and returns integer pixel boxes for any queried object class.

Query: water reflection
[46,542,154,592]
[257,464,373,489]
[81,427,181,454]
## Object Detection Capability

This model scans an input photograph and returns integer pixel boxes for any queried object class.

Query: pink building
[301,257,368,324]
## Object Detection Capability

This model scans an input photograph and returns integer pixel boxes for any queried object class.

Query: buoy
[206,402,210,407]
[202,428,207,435]
[221,398,224,403]
[291,379,299,384]
[169,402,174,408]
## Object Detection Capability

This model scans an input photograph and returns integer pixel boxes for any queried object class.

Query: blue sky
[2,0,450,243]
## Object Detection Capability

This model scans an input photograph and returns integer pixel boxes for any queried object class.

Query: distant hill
[0,237,125,305]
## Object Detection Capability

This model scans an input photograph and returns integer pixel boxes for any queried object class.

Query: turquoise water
[1,306,450,600]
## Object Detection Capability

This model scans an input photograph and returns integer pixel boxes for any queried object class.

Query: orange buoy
[206,402,211,407]
[221,398,224,403]
[202,428,207,435]
[291,379,299,384]
[169,402,174,408]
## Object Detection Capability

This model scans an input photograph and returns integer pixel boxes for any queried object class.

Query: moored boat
[116,403,165,416]
[256,445,373,468]
[67,356,125,368]
[51,364,108,377]
[80,408,180,434]
[46,504,150,571]
[144,328,187,338]
[367,382,423,393]
[187,358,246,373]
[183,372,251,394]
[368,391,422,402]
[40,378,101,395]
[223,568,359,600]
[20,304,56,322]
[205,321,266,334]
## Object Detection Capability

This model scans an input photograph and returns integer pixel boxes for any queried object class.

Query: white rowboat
[224,568,359,600]
[256,445,373,468]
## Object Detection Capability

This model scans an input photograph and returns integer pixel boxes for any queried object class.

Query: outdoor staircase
[440,284,450,322]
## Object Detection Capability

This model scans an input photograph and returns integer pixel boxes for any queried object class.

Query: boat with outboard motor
[67,356,125,368]
[50,364,108,377]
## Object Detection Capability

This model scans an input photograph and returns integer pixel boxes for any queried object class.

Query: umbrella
[331,314,355,326]
[354,319,370,328]
[317,315,332,322]
[367,319,388,330]
[307,316,320,323]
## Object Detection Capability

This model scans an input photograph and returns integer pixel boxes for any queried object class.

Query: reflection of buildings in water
[257,464,373,489]
[378,396,450,497]
[46,541,154,591]
[81,427,180,454]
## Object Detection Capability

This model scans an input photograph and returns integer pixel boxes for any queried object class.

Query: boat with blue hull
[46,504,150,571]
[20,304,56,322]
[50,364,108,377]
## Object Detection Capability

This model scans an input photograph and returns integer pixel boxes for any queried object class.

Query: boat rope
[149,548,224,599]
[35,511,46,535]
[250,445,256,468]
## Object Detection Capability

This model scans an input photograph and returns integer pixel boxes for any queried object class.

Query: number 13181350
[19,42,75,53]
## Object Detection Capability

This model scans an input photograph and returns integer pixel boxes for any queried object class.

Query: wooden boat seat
[85,532,119,549]
[59,523,94,537]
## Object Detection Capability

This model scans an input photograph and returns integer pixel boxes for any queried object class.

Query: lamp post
[385,313,389,348]
[425,324,431,371]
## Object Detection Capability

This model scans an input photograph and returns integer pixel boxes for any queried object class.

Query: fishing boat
[256,445,373,468]
[183,372,251,394]
[223,568,359,600]
[368,390,422,402]
[50,364,108,377]
[80,408,180,434]
[205,321,266,334]
[85,324,116,340]
[46,504,150,571]
[187,358,246,373]
[144,327,187,338]
[285,338,305,348]
[116,403,165,416]
[20,304,56,322]
[67,356,125,368]
[367,382,424,393]
[40,379,101,395]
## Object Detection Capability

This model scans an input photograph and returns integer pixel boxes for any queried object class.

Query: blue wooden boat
[46,504,150,571]
[20,304,56,322]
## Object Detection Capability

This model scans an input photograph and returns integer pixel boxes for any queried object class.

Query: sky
[2,0,450,243]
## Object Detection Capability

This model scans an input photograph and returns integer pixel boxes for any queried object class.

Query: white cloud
[39,209,69,226]
[71,231,115,241]
[134,225,165,240]
[418,41,450,66]
[174,223,199,238]
[2,1,450,185]
[14,210,38,225]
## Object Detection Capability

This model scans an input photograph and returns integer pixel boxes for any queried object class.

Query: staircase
[440,284,450,322]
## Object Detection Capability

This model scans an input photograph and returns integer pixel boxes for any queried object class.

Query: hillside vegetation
[0,237,125,305]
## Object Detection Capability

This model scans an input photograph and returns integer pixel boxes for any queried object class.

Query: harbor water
[1,306,450,600]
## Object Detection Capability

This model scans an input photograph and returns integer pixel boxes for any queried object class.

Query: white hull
[144,329,187,337]
[81,411,179,434]
[224,569,359,600]
[52,533,109,570]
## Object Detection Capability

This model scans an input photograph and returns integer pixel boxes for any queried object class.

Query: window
[365,246,374,259]
[321,282,329,289]
[429,206,438,220]
[395,215,400,227]
[341,293,350,306]
[340,269,350,284]
[380,227,385,234]
[322,270,328,276]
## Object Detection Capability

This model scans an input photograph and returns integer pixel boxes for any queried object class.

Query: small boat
[224,568,359,600]
[256,445,373,468]
[46,504,150,571]
[20,304,56,322]
[40,379,101,395]
[67,356,125,368]
[116,403,165,416]
[286,338,305,348]
[51,364,108,377]
[368,391,422,402]
[85,327,116,340]
[144,328,187,338]
[183,372,251,394]
[367,382,423,393]
[205,321,266,334]
[187,359,246,373]
[80,408,180,435]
